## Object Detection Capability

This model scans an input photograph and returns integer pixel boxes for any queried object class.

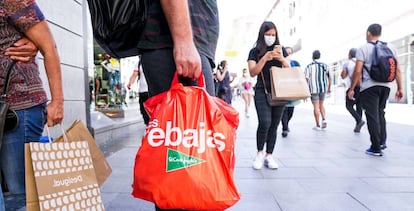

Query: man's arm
[395,62,404,100]
[127,70,139,89]
[4,37,38,62]
[160,0,201,79]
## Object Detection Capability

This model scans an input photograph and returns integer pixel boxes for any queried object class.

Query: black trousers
[254,88,285,154]
[138,92,150,125]
[345,87,363,124]
[281,106,294,131]
[359,86,390,151]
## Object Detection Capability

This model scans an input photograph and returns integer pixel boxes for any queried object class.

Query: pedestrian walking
[341,48,365,132]
[281,46,301,137]
[348,23,403,156]
[238,68,255,117]
[127,57,150,125]
[304,50,332,130]
[247,21,290,170]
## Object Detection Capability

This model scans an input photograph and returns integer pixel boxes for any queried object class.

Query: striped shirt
[304,61,330,94]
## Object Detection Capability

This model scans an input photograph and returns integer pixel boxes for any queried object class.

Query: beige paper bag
[270,66,310,101]
[25,141,104,210]
[55,120,112,186]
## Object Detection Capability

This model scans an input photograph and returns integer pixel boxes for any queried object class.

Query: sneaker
[313,126,322,131]
[380,144,387,150]
[245,111,249,118]
[354,120,365,133]
[264,155,279,169]
[282,130,288,137]
[253,152,265,170]
[365,148,383,156]
[321,120,327,129]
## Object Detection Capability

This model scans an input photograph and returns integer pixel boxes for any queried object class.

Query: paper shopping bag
[25,141,105,210]
[132,74,240,210]
[270,66,310,101]
[55,120,112,186]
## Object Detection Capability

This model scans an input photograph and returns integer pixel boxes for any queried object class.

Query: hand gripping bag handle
[170,72,205,88]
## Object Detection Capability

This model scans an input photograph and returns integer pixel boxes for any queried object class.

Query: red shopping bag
[132,74,240,210]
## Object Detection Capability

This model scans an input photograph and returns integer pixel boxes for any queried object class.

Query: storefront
[91,41,139,118]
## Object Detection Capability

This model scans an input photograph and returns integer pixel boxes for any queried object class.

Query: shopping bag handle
[171,72,205,88]
[44,124,68,143]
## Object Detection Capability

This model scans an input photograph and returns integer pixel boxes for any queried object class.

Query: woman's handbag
[260,71,289,106]
[1,61,18,142]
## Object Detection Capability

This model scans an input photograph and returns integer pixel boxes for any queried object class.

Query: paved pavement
[4,96,413,210]
[99,96,414,211]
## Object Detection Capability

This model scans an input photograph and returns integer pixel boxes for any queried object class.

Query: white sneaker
[252,152,265,170]
[264,155,279,169]
[321,120,327,129]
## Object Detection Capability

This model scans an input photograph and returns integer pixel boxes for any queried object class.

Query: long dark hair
[254,21,280,60]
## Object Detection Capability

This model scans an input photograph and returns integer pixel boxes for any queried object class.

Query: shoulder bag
[1,60,19,144]
[260,71,288,106]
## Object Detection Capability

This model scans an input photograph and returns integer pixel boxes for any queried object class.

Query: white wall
[35,0,91,136]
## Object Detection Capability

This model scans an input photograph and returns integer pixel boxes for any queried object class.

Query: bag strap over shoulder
[1,60,17,100]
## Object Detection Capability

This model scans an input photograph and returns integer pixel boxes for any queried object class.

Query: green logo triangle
[166,148,206,172]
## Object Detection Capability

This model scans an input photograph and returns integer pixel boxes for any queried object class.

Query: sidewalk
[100,98,414,210]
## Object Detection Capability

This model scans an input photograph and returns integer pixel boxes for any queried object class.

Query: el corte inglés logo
[166,149,205,172]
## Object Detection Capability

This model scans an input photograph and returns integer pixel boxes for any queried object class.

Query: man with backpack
[348,23,403,156]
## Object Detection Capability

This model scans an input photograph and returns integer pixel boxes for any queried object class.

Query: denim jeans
[359,86,390,151]
[254,88,285,154]
[141,48,215,97]
[0,103,46,195]
[0,186,4,211]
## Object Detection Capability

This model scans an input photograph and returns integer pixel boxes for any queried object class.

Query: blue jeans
[0,103,46,195]
[0,186,4,211]
[254,88,285,154]
[141,48,215,97]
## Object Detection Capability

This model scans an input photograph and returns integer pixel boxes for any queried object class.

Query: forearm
[25,21,63,102]
[160,0,193,45]
[248,58,267,77]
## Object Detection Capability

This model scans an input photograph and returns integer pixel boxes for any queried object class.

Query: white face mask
[264,35,276,46]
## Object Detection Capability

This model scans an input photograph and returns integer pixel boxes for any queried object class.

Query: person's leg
[378,87,390,147]
[354,86,363,123]
[138,92,150,125]
[360,87,382,152]
[0,185,5,211]
[286,107,294,125]
[281,109,289,131]
[345,88,360,124]
[265,105,284,154]
[312,101,320,127]
[142,49,215,96]
[252,89,271,169]
[0,104,46,195]
[254,89,271,152]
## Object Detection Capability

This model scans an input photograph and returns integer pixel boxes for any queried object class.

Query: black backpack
[366,41,397,82]
[87,0,149,58]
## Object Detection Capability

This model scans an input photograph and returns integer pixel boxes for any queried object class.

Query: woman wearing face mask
[238,68,255,117]
[247,21,290,170]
